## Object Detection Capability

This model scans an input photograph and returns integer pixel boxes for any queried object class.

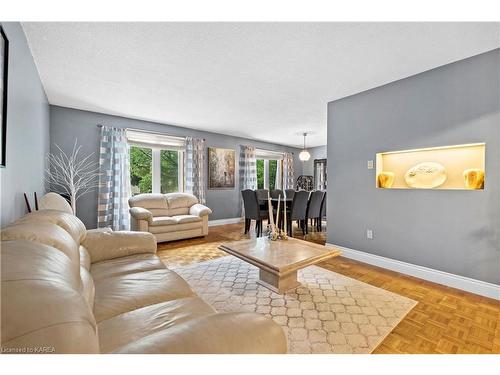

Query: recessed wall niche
[376,143,485,190]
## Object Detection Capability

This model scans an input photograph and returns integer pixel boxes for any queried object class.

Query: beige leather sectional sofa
[0,209,286,354]
[129,193,212,242]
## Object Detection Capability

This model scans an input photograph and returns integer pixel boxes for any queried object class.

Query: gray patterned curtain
[239,145,257,190]
[283,152,295,189]
[276,159,283,189]
[185,137,206,204]
[97,126,131,230]
[239,145,257,216]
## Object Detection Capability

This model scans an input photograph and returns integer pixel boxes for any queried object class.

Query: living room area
[1,1,499,372]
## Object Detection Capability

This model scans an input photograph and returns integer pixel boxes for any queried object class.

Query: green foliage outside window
[256,158,278,190]
[160,150,179,193]
[130,146,180,195]
[130,146,152,194]
[269,159,277,190]
[256,159,264,189]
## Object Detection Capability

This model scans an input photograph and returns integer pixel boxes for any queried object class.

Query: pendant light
[299,132,311,161]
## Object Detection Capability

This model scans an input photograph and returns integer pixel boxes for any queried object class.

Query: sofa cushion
[173,215,202,224]
[93,269,196,322]
[164,207,190,216]
[15,209,87,243]
[80,246,91,271]
[97,297,216,353]
[148,221,203,234]
[113,312,288,354]
[1,240,99,354]
[129,193,168,210]
[149,215,201,228]
[1,222,81,277]
[81,266,96,308]
[150,216,177,226]
[38,192,74,214]
[82,230,157,264]
[90,253,166,282]
[164,193,198,209]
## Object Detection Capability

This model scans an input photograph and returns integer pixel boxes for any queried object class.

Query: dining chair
[241,189,268,237]
[319,192,327,229]
[287,190,309,236]
[270,189,283,199]
[255,189,269,200]
[255,188,269,211]
[285,189,295,200]
[306,190,326,232]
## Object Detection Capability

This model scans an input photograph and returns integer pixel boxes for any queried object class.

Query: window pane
[256,159,264,189]
[269,159,277,190]
[130,146,152,195]
[160,150,179,193]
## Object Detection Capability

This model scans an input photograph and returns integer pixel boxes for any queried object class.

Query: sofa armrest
[114,312,287,354]
[129,207,153,222]
[189,204,212,217]
[82,230,157,263]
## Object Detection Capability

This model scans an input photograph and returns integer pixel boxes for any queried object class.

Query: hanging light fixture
[299,132,311,161]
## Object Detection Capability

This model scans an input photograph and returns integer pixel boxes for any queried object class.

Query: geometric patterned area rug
[175,255,417,354]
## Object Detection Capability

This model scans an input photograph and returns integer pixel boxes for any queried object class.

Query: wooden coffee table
[218,237,341,293]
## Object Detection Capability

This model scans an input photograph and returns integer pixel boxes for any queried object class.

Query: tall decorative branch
[45,140,101,214]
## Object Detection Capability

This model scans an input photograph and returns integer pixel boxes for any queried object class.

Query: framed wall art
[208,147,235,189]
[0,25,8,167]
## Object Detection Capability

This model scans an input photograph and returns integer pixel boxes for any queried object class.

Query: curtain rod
[96,124,204,141]
[255,147,294,156]
[96,125,293,151]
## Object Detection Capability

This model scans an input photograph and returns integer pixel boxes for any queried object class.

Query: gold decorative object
[279,229,288,240]
[267,194,278,241]
[463,168,484,189]
[404,162,447,189]
[378,171,395,188]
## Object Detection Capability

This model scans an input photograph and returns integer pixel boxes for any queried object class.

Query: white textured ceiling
[23,22,500,147]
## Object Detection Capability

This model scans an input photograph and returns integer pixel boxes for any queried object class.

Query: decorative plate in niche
[404,162,447,189]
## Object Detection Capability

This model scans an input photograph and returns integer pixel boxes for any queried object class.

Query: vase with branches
[45,140,100,214]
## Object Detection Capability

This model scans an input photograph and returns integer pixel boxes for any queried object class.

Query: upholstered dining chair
[285,189,295,200]
[255,188,269,211]
[320,192,327,222]
[255,189,269,200]
[306,190,326,232]
[270,189,284,199]
[287,190,309,236]
[241,189,269,237]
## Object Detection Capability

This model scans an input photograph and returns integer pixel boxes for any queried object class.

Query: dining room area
[241,188,327,238]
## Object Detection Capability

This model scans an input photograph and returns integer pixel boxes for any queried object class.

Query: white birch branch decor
[45,139,101,214]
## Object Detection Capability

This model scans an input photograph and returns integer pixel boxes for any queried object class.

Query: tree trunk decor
[45,140,100,214]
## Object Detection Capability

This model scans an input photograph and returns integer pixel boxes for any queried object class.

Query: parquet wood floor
[157,221,500,354]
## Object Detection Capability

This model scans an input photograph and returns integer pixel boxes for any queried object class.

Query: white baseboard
[326,243,500,300]
[208,217,243,227]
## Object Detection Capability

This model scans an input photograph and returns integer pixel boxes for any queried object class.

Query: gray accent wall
[50,106,303,229]
[327,48,500,284]
[302,145,327,176]
[0,23,50,227]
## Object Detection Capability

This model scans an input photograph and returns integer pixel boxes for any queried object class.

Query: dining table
[257,197,293,203]
[257,197,293,231]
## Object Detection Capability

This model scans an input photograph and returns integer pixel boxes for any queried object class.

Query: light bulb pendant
[299,132,310,161]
